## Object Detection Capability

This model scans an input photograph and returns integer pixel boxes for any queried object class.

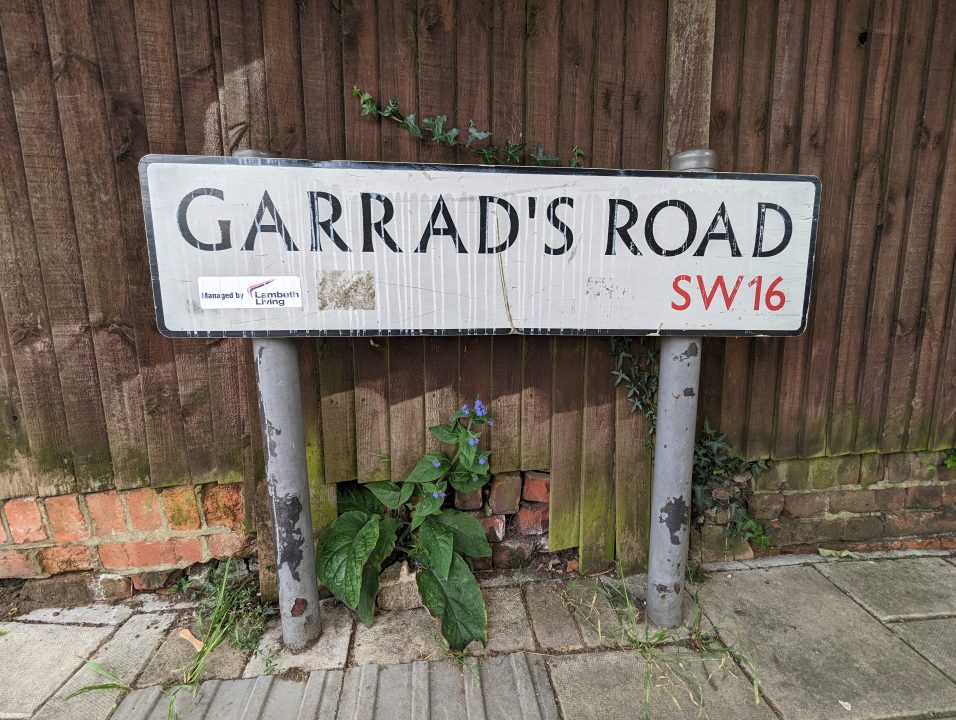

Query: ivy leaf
[365,481,414,509]
[471,146,498,165]
[405,451,451,484]
[316,511,380,609]
[382,98,400,118]
[429,509,491,558]
[429,423,460,445]
[466,121,492,147]
[418,519,454,579]
[337,483,385,516]
[422,114,447,141]
[416,552,487,650]
[356,516,399,626]
[503,141,525,163]
[531,144,560,166]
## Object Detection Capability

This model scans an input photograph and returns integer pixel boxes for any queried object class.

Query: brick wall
[0,483,249,585]
[749,451,956,551]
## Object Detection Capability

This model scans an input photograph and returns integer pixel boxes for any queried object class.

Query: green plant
[64,659,132,700]
[352,87,583,167]
[316,398,495,650]
[932,448,956,470]
[611,338,659,434]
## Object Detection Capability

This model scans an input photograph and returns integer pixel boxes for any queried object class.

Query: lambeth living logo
[247,278,275,295]
[196,276,302,310]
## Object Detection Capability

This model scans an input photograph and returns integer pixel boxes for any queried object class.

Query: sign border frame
[139,154,821,338]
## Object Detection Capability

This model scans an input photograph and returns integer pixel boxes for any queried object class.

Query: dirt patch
[0,578,24,619]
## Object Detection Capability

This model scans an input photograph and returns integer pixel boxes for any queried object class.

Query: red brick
[477,515,505,542]
[99,540,175,570]
[469,555,493,571]
[85,491,125,536]
[38,545,94,574]
[488,472,521,514]
[161,486,201,531]
[454,489,483,511]
[781,492,827,519]
[126,488,163,531]
[522,471,550,503]
[4,497,47,543]
[904,485,944,510]
[0,549,38,578]
[875,487,905,511]
[44,495,87,542]
[202,483,244,528]
[208,530,249,558]
[173,537,205,565]
[516,502,549,535]
[492,537,535,569]
[748,493,784,521]
[885,508,956,537]
[829,489,877,514]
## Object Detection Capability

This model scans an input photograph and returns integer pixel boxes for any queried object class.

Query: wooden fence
[0,0,953,572]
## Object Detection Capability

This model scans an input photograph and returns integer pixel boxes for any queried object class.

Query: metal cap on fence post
[235,148,323,650]
[645,148,715,628]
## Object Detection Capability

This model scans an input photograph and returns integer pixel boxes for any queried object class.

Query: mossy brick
[806,455,860,489]
[829,489,878,514]
[883,452,939,485]
[470,554,492,571]
[782,491,827,519]
[859,453,884,486]
[492,536,535,569]
[884,509,956,537]
[0,548,39,578]
[3,497,47,543]
[839,515,885,541]
[125,488,163,531]
[748,493,784,521]
[488,472,522,514]
[768,518,844,546]
[44,495,88,542]
[755,461,788,492]
[160,486,201,530]
[201,483,244,528]
[690,525,753,563]
[38,544,94,574]
[85,491,125,536]
[522,471,550,503]
[905,484,944,510]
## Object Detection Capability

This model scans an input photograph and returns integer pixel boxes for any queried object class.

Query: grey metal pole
[646,148,716,628]
[235,149,322,650]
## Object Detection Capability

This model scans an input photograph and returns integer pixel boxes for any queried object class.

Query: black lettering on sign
[605,198,641,255]
[544,197,574,255]
[645,199,696,257]
[694,202,741,257]
[416,195,465,253]
[478,195,519,253]
[754,202,793,257]
[242,190,297,251]
[178,188,231,251]
[361,193,402,253]
[308,191,351,252]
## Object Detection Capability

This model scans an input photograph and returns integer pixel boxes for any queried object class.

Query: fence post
[235,149,322,650]
[645,148,716,628]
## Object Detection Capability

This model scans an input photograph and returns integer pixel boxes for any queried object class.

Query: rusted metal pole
[646,148,715,628]
[236,149,322,650]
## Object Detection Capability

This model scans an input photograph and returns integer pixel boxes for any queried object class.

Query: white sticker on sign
[197,276,302,309]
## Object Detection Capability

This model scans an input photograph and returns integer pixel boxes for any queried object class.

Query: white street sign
[140,156,820,337]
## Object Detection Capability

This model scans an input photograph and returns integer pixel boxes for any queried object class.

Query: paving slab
[563,580,626,648]
[32,612,175,720]
[524,582,585,652]
[479,586,535,654]
[137,625,251,687]
[243,601,352,676]
[122,594,198,614]
[817,557,956,620]
[698,565,956,719]
[0,621,114,718]
[350,606,443,667]
[891,618,956,680]
[113,671,342,719]
[547,649,775,719]
[17,604,134,626]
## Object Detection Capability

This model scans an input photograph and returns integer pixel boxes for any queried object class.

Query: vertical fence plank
[217,0,268,153]
[318,338,357,482]
[300,0,345,161]
[549,337,585,551]
[387,338,425,481]
[520,337,552,470]
[418,0,456,164]
[424,337,459,453]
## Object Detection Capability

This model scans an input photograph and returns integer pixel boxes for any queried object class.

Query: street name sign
[139,156,820,337]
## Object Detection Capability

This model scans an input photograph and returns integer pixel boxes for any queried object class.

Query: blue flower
[432,460,442,468]
[468,437,479,446]
[441,491,447,498]
[461,404,471,415]
[432,491,441,498]
[487,419,494,426]
[474,399,487,417]
[478,457,487,465]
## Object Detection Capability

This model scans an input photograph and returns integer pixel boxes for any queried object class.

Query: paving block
[243,601,352,676]
[377,561,422,612]
[563,581,626,648]
[350,606,441,667]
[479,653,559,720]
[524,582,584,652]
[480,586,535,654]
[137,625,251,687]
[0,621,113,718]
[32,612,175,720]
[18,603,133,626]
[816,557,956,621]
[891,618,956,680]
[548,650,775,719]
[698,565,956,719]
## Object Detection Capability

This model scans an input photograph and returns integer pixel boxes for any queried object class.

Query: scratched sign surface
[140,156,820,337]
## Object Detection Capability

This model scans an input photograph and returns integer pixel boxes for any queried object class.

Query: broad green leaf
[429,423,460,444]
[416,553,487,650]
[460,450,491,475]
[447,469,483,493]
[418,519,453,579]
[356,516,400,626]
[430,510,491,558]
[405,451,450,484]
[411,482,446,530]
[337,483,385,516]
[365,481,414,509]
[316,511,380,609]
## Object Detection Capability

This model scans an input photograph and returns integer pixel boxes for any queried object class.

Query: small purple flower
[432,460,442,468]
[474,399,487,417]
[468,437,479,446]
[461,404,471,415]
[478,457,487,465]
[432,491,441,498]
[487,419,494,426]
[441,491,447,498]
